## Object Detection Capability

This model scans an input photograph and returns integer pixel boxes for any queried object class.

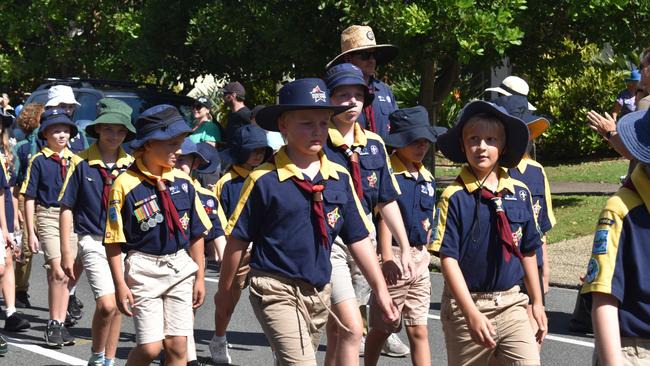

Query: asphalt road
[0,254,595,365]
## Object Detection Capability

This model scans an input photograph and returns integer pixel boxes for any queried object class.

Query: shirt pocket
[171,194,192,212]
[323,189,347,235]
[420,193,435,210]
[504,202,531,249]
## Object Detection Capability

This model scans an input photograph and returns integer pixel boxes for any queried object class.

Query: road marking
[427,314,594,348]
[205,277,219,283]
[5,335,86,365]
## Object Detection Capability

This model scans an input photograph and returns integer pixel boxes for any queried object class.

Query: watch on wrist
[605,130,617,139]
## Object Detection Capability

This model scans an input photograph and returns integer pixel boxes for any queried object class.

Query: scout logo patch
[370,145,379,155]
[169,185,181,195]
[180,212,190,231]
[592,229,609,254]
[366,30,374,40]
[327,207,341,228]
[532,199,542,218]
[109,207,119,222]
[366,172,378,188]
[207,199,215,208]
[426,182,434,197]
[511,227,523,247]
[421,218,431,232]
[598,218,614,226]
[310,85,326,103]
[386,96,392,103]
[585,258,600,283]
[518,190,527,201]
[181,183,189,193]
[378,95,386,102]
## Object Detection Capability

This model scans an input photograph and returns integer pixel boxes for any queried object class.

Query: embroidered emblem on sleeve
[592,229,609,255]
[585,258,600,283]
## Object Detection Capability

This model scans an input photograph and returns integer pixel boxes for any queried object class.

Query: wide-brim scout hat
[326,25,399,69]
[625,69,641,82]
[491,95,550,140]
[130,104,192,149]
[437,100,529,168]
[617,109,650,163]
[324,63,374,107]
[256,78,352,132]
[45,85,80,107]
[178,138,209,166]
[384,105,447,148]
[221,124,272,165]
[38,108,79,139]
[196,142,221,174]
[484,76,537,111]
[85,98,136,141]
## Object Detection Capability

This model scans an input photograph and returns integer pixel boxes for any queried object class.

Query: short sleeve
[376,142,401,202]
[520,190,543,254]
[188,185,212,240]
[226,177,263,243]
[339,174,371,244]
[104,184,127,244]
[20,157,40,198]
[59,160,83,208]
[430,192,461,258]
[581,209,623,299]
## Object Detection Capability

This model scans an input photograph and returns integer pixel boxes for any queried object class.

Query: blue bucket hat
[221,124,272,165]
[384,106,447,148]
[178,138,208,166]
[626,69,641,82]
[324,63,374,107]
[130,104,192,149]
[491,95,550,140]
[256,78,352,132]
[196,142,221,175]
[437,100,530,168]
[38,108,79,139]
[617,109,650,163]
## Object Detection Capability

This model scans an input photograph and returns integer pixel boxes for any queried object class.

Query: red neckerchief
[290,176,328,249]
[49,154,68,180]
[338,144,363,199]
[480,187,523,263]
[97,166,115,210]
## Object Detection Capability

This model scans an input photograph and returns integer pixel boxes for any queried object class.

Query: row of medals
[141,212,165,232]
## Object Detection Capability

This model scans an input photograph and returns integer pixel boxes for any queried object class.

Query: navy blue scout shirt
[431,166,542,292]
[509,157,556,267]
[390,154,436,247]
[214,165,250,218]
[59,144,134,237]
[104,158,212,255]
[194,180,226,242]
[357,78,397,138]
[581,165,650,338]
[20,147,75,208]
[323,122,400,216]
[226,148,372,289]
[0,157,14,232]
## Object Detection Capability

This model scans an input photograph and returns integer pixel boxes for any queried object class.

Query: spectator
[611,69,640,120]
[327,25,399,138]
[189,96,221,147]
[250,105,284,151]
[221,82,251,144]
[637,48,650,111]
[1,93,14,116]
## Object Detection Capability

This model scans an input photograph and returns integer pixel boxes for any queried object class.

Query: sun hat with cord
[85,98,136,141]
[326,25,399,69]
[130,104,192,150]
[45,85,80,107]
[384,106,447,148]
[491,95,550,140]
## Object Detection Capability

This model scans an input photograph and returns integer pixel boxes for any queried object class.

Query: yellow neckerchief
[458,165,515,194]
[328,120,367,149]
[275,146,339,182]
[390,153,433,182]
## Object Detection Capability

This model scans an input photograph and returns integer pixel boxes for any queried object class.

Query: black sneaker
[0,334,7,354]
[60,325,75,346]
[70,294,84,309]
[4,312,30,332]
[64,313,78,328]
[15,291,30,309]
[44,320,64,348]
[67,296,83,320]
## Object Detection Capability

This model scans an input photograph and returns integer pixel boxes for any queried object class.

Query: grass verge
[543,159,628,183]
[547,194,610,244]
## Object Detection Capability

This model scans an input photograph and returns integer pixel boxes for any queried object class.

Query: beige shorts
[593,337,650,365]
[249,271,331,366]
[36,206,77,263]
[125,250,198,345]
[441,285,540,366]
[78,234,118,299]
[369,245,431,332]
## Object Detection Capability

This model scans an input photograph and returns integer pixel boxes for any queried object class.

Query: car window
[74,92,101,122]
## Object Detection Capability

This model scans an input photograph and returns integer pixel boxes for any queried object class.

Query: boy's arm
[541,236,550,294]
[59,206,75,280]
[592,292,623,366]
[216,236,249,318]
[376,215,400,285]
[377,200,414,279]
[106,243,133,317]
[24,197,38,253]
[441,254,496,348]
[189,236,205,308]
[522,252,548,343]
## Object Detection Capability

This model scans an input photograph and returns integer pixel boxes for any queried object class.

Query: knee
[339,319,364,343]
[96,298,118,318]
[137,342,163,361]
[0,265,5,277]
[406,325,428,341]
[164,336,187,358]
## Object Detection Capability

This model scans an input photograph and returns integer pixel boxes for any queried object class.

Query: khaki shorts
[36,206,77,263]
[125,250,198,345]
[79,234,118,299]
[249,271,331,366]
[441,285,540,366]
[369,245,431,332]
[593,337,650,365]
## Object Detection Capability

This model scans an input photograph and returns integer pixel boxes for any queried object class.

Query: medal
[140,222,149,231]
[155,213,164,223]
[147,218,156,228]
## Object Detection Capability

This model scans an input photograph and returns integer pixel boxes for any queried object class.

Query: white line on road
[205,277,219,283]
[5,335,86,365]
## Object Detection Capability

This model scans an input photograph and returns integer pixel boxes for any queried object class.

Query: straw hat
[484,76,537,111]
[326,25,399,69]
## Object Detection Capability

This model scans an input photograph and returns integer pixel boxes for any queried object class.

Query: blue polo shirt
[581,165,650,338]
[20,146,75,208]
[509,157,556,267]
[214,165,250,218]
[59,144,134,236]
[226,147,372,289]
[430,166,542,292]
[323,122,400,216]
[390,154,436,247]
[357,77,397,138]
[0,156,14,232]
[194,180,226,242]
[104,159,212,255]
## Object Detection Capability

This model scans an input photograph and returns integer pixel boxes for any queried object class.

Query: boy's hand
[466,310,497,348]
[116,283,134,317]
[61,253,76,280]
[381,259,401,286]
[532,303,548,344]
[399,249,414,280]
[28,233,39,254]
[193,277,206,309]
[375,288,400,324]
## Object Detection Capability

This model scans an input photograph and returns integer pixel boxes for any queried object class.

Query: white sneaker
[359,335,366,357]
[209,335,232,364]
[381,333,410,357]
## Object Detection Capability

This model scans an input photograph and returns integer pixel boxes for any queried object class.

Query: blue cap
[221,124,272,165]
[384,106,447,148]
[130,104,192,149]
[324,63,374,107]
[491,95,550,140]
[38,108,78,140]
[196,142,221,174]
[178,138,209,166]
[255,78,352,132]
[617,109,650,163]
[626,69,641,82]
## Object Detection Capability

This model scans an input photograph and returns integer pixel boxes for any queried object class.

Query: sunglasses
[353,51,376,61]
[193,104,205,110]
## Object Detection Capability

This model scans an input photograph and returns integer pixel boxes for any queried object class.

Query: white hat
[485,76,537,110]
[45,85,80,107]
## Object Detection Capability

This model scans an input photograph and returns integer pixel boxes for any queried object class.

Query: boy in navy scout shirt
[58,98,135,366]
[432,100,547,366]
[104,105,212,366]
[210,124,271,364]
[216,78,398,366]
[581,109,650,365]
[365,106,446,366]
[21,108,79,347]
[322,63,413,362]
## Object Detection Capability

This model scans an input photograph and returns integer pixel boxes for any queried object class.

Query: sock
[213,335,227,343]
[69,286,77,296]
[5,307,16,317]
[103,358,114,366]
[89,351,104,362]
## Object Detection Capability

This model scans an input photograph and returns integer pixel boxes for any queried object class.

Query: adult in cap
[612,69,641,120]
[222,82,251,145]
[190,96,221,147]
[485,75,537,111]
[327,25,399,139]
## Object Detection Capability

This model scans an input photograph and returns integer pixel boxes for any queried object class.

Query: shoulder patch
[109,207,119,222]
[592,229,609,254]
[597,218,614,226]
[585,258,600,283]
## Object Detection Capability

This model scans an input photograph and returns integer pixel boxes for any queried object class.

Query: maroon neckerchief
[49,154,68,180]
[363,105,377,133]
[338,144,363,199]
[290,176,328,249]
[97,166,114,210]
[129,164,187,240]
[480,188,523,263]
